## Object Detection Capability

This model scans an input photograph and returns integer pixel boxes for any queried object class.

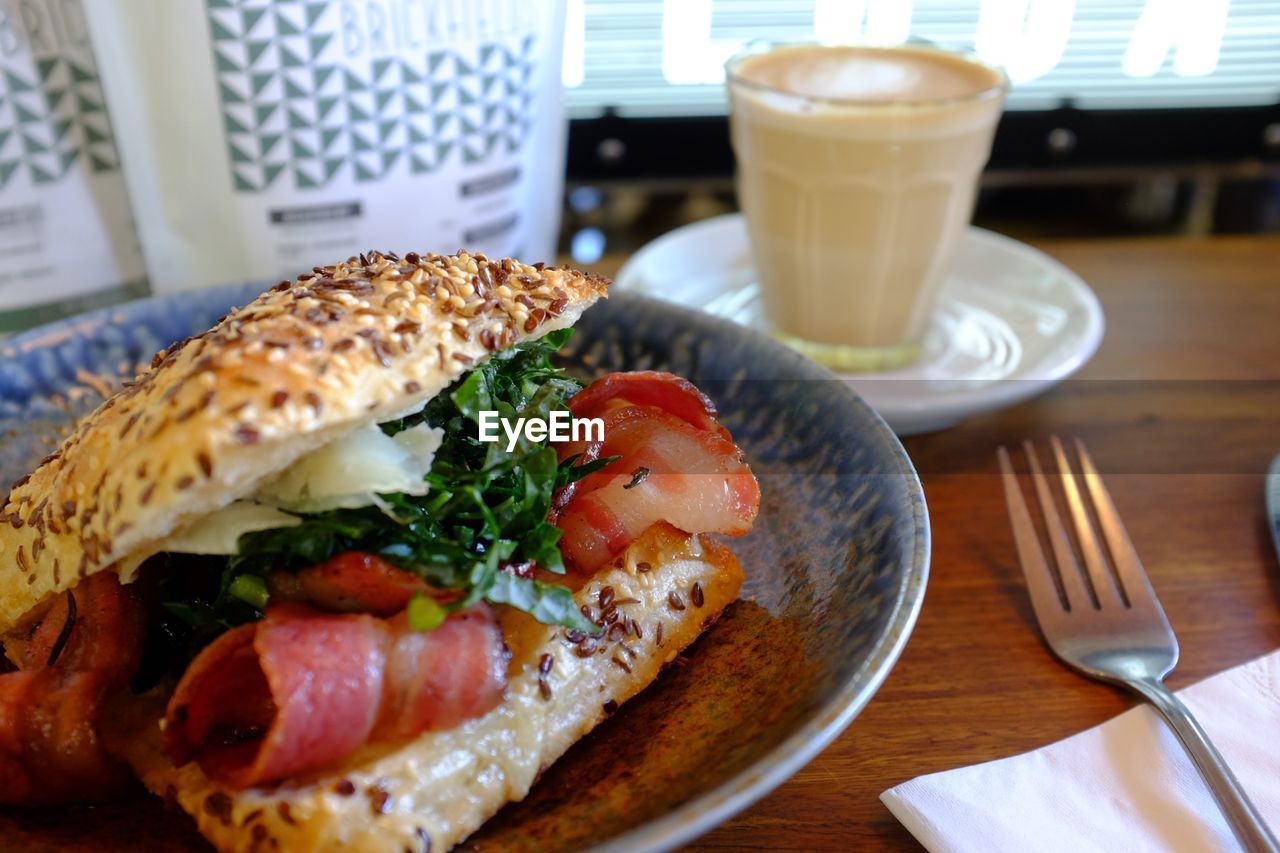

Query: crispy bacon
[378,607,508,740]
[552,404,649,514]
[164,602,506,788]
[0,574,144,805]
[566,371,727,436]
[269,552,462,615]
[293,552,432,614]
[553,373,760,573]
[164,605,385,788]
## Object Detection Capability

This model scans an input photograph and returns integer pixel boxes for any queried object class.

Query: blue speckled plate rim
[1,284,931,851]
[0,285,260,361]
[548,290,932,851]
[591,311,931,851]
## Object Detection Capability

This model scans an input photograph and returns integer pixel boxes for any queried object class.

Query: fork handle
[1129,678,1280,853]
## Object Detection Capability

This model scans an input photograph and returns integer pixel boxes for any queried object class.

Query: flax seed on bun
[108,524,743,853]
[0,251,608,634]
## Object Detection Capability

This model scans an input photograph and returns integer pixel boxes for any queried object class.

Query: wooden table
[648,235,1280,850]
[3,236,1275,851]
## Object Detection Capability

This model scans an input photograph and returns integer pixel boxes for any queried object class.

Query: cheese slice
[255,422,443,513]
[158,501,302,555]
[152,422,444,559]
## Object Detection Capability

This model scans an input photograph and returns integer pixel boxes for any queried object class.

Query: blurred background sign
[87,0,569,293]
[560,0,1280,255]
[0,0,146,330]
[563,0,1277,113]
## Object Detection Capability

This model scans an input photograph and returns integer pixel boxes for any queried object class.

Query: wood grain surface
[2,236,1276,851]
[678,235,1280,850]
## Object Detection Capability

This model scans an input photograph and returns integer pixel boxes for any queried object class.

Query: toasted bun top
[0,251,608,633]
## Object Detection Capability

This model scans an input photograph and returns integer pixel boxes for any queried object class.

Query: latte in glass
[727,43,1006,370]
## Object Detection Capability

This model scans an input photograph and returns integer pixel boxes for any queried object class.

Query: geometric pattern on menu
[205,0,537,192]
[0,29,121,187]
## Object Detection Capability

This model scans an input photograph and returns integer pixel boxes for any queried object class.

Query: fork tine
[1050,435,1128,608]
[1022,440,1095,612]
[998,446,1069,623]
[1074,437,1162,611]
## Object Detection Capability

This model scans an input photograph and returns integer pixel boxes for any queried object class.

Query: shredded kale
[166,329,608,640]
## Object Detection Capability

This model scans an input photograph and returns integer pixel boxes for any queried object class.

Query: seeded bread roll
[108,524,742,853]
[0,251,608,634]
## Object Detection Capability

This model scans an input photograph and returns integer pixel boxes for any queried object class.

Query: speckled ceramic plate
[0,286,929,852]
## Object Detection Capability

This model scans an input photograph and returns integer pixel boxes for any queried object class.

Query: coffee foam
[735,45,999,103]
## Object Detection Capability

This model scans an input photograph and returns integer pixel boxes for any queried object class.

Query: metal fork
[998,437,1279,853]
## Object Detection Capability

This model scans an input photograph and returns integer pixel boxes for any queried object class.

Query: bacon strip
[0,574,144,805]
[268,552,462,615]
[165,604,386,788]
[553,373,760,573]
[294,551,432,614]
[164,602,506,787]
[379,607,508,740]
[552,404,651,514]
[567,371,727,436]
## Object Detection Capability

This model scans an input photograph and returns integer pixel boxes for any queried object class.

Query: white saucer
[614,214,1104,435]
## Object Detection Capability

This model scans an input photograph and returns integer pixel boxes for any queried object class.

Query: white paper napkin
[881,649,1280,853]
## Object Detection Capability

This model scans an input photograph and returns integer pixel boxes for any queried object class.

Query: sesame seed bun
[0,251,608,634]
[108,524,743,853]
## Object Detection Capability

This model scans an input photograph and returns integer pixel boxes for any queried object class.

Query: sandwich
[0,251,760,851]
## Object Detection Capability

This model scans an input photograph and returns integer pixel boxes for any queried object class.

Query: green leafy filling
[165,329,607,642]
